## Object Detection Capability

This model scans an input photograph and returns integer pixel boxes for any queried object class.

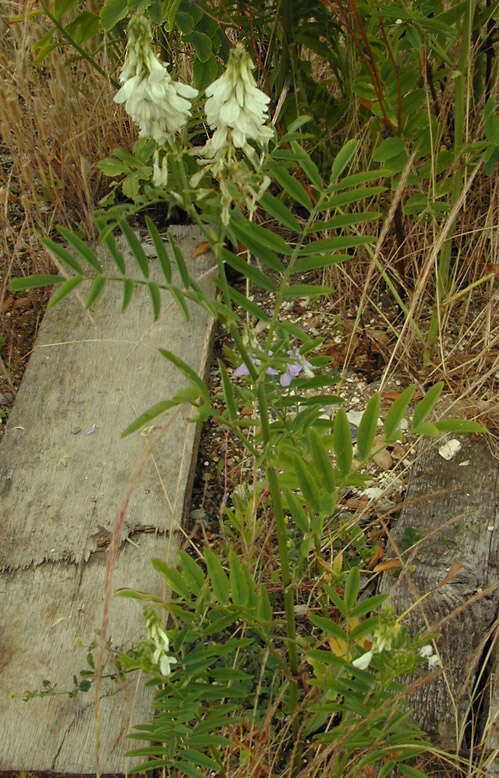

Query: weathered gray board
[0,225,216,773]
[380,435,498,772]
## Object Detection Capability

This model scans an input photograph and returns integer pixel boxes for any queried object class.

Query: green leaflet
[299,235,375,254]
[47,276,83,308]
[231,209,291,255]
[344,567,360,611]
[357,394,380,461]
[270,164,313,210]
[120,220,149,279]
[307,429,336,492]
[330,138,359,182]
[333,409,352,476]
[222,248,276,291]
[384,384,416,442]
[85,276,106,309]
[218,360,237,422]
[41,237,84,275]
[309,614,347,641]
[290,140,322,188]
[57,225,103,272]
[151,558,192,600]
[148,282,161,320]
[145,216,171,283]
[258,191,301,232]
[412,382,443,428]
[121,278,134,312]
[168,232,191,288]
[204,547,229,604]
[102,231,126,274]
[158,348,210,401]
[120,389,199,437]
[10,274,64,291]
[282,283,331,298]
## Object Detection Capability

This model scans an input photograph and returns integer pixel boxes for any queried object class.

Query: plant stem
[257,384,299,715]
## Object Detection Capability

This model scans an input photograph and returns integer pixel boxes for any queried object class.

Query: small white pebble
[458,459,470,467]
[438,439,462,460]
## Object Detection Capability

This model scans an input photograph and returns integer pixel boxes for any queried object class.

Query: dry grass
[0,0,134,275]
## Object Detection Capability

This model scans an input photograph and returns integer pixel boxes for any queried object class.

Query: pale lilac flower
[114,14,198,147]
[279,349,314,387]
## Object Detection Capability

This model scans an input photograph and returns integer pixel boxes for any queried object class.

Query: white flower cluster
[352,619,401,670]
[202,43,274,156]
[418,644,442,670]
[114,14,197,146]
[145,609,177,677]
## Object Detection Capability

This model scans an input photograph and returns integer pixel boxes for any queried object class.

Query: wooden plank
[0,225,216,772]
[379,434,498,770]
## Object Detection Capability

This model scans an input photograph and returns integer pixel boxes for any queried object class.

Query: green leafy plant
[12,18,489,776]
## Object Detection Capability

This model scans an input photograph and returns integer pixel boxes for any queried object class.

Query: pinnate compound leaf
[10,274,64,291]
[204,547,229,604]
[159,348,209,401]
[57,225,103,272]
[41,237,84,275]
[145,216,171,282]
[47,277,83,307]
[333,409,352,476]
[120,220,149,278]
[330,139,358,182]
[357,394,380,460]
[258,191,301,232]
[413,382,443,428]
[384,384,415,442]
[85,276,106,308]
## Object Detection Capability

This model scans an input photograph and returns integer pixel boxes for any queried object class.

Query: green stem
[40,0,119,88]
[257,384,298,715]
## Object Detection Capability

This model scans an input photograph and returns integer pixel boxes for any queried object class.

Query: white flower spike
[202,43,274,155]
[114,14,198,146]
